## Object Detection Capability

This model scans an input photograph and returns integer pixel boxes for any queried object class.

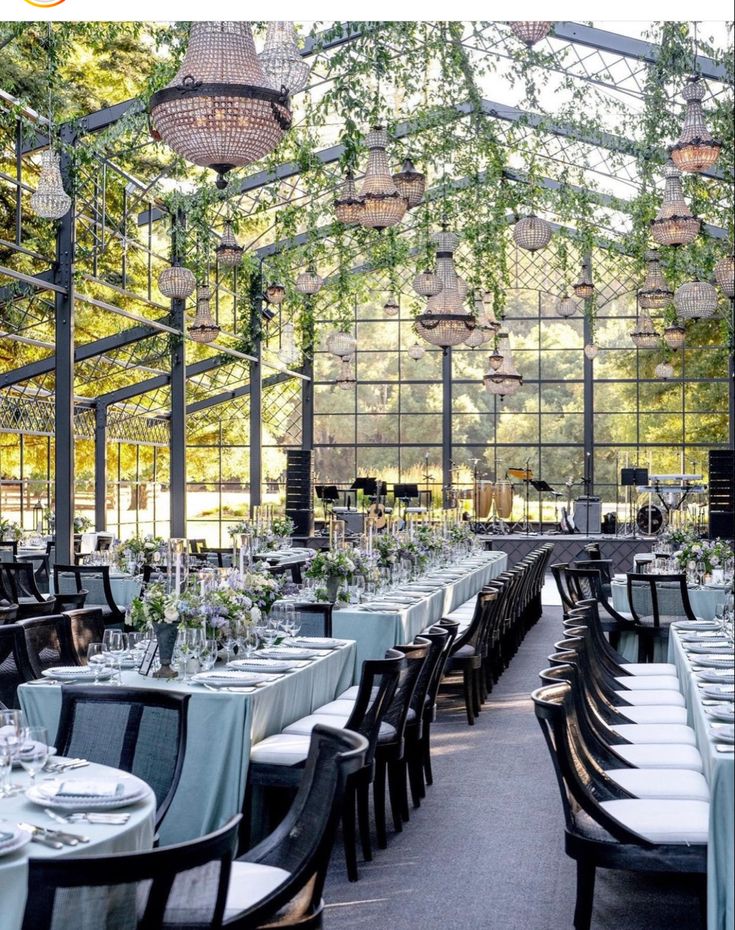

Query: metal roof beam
[185,371,293,415]
[0,267,54,303]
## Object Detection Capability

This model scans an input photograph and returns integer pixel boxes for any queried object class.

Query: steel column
[729,298,735,451]
[582,287,595,494]
[53,125,77,564]
[301,298,315,453]
[94,403,107,530]
[249,272,263,515]
[442,347,453,508]
[169,213,187,537]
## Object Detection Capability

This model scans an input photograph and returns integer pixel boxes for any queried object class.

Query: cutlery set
[16,822,90,848]
[43,807,130,825]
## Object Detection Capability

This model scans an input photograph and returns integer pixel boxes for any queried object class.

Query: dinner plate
[705,705,735,724]
[673,621,720,632]
[191,670,276,687]
[680,632,725,642]
[226,658,307,673]
[288,637,344,649]
[258,648,320,660]
[0,827,32,858]
[693,656,735,669]
[27,777,148,811]
[702,684,735,700]
[686,643,732,654]
[697,668,735,683]
[42,666,115,681]
[710,723,735,743]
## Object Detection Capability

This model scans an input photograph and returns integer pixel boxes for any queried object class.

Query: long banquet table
[19,640,356,846]
[667,627,734,930]
[0,763,155,930]
[332,551,508,677]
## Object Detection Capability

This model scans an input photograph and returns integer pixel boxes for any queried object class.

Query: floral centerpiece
[228,520,277,553]
[129,581,180,678]
[448,522,473,547]
[0,519,21,542]
[397,538,427,573]
[270,515,295,547]
[116,535,165,570]
[661,526,698,549]
[374,533,399,569]
[180,570,280,643]
[306,548,356,602]
[674,537,734,576]
[414,524,443,558]
[74,515,93,533]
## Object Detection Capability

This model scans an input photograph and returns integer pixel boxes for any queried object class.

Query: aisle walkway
[323,585,703,930]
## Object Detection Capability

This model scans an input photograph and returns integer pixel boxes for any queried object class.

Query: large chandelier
[357,127,407,230]
[483,333,523,398]
[325,331,357,359]
[258,21,311,95]
[278,322,299,366]
[412,268,443,297]
[714,255,734,298]
[158,262,196,300]
[508,22,553,46]
[638,250,673,309]
[630,311,660,348]
[265,282,286,305]
[513,214,552,252]
[674,280,718,320]
[30,150,71,219]
[663,322,686,350]
[557,294,578,318]
[415,229,476,348]
[650,164,700,246]
[392,158,425,210]
[383,296,400,317]
[188,286,221,343]
[335,357,356,391]
[215,223,244,268]
[149,22,292,190]
[334,170,364,226]
[670,75,721,174]
[407,342,426,361]
[655,361,675,380]
[295,266,323,295]
[572,259,594,299]
[465,296,500,347]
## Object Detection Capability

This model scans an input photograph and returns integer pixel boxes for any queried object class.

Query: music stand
[531,480,555,533]
[393,483,419,520]
[315,485,339,523]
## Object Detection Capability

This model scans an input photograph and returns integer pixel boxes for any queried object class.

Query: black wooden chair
[533,681,707,930]
[289,602,334,638]
[0,540,18,560]
[64,607,106,662]
[23,816,241,930]
[440,589,496,725]
[0,622,36,708]
[0,599,18,625]
[225,725,368,929]
[202,547,234,569]
[54,686,190,830]
[18,552,51,594]
[626,573,699,662]
[565,565,637,649]
[19,614,80,678]
[0,561,57,619]
[53,564,126,626]
[574,557,613,598]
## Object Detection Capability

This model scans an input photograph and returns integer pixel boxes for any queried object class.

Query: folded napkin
[54,780,123,798]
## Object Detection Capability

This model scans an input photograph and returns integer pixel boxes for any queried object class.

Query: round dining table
[0,762,156,930]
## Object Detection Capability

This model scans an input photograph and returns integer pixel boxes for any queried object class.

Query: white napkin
[54,780,123,798]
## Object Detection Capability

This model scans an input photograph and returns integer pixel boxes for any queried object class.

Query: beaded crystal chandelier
[30,150,71,219]
[334,170,364,225]
[638,250,673,309]
[149,23,292,190]
[383,296,400,317]
[584,343,599,359]
[714,255,734,298]
[557,294,578,318]
[408,342,426,361]
[674,280,718,320]
[508,22,553,46]
[158,262,196,300]
[572,259,594,299]
[464,296,499,347]
[392,158,425,210]
[265,282,286,305]
[630,311,660,348]
[663,323,686,350]
[258,21,311,95]
[295,266,323,295]
[412,268,443,297]
[278,322,299,366]
[188,286,221,343]
[335,357,357,390]
[357,127,407,230]
[325,331,357,359]
[670,75,721,174]
[215,223,244,268]
[483,333,523,397]
[513,214,552,252]
[655,361,675,380]
[650,164,700,246]
[415,229,476,348]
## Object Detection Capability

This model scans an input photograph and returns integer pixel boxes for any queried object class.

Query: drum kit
[473,464,545,535]
[629,473,708,538]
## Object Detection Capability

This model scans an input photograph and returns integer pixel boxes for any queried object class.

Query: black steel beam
[185,371,292,415]
[442,348,452,509]
[21,99,146,156]
[249,273,263,515]
[94,403,107,530]
[0,267,54,303]
[301,298,315,454]
[169,213,187,537]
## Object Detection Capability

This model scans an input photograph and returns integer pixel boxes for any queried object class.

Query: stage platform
[476,533,653,573]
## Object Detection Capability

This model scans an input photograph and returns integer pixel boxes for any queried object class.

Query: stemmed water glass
[19,726,49,786]
[103,630,127,684]
[199,637,218,672]
[87,642,109,684]
[0,709,24,795]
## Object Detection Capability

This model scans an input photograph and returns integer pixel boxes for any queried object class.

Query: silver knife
[18,824,63,849]
[19,822,88,845]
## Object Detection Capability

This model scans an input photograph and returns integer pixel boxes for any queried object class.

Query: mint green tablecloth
[332,552,508,678]
[19,641,356,846]
[0,763,155,930]
[668,629,734,930]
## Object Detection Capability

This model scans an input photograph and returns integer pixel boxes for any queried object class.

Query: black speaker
[285,450,313,537]
[708,449,734,541]
[621,467,648,487]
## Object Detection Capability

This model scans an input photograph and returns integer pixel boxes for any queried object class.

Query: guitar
[559,478,577,534]
[367,501,388,530]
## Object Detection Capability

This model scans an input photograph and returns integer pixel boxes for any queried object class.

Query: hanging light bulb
[650,164,701,246]
[670,75,721,173]
[383,296,400,317]
[557,294,578,318]
[335,357,356,391]
[215,222,244,268]
[30,149,71,219]
[158,262,196,300]
[188,285,221,343]
[714,254,734,298]
[258,21,311,95]
[584,343,599,359]
[508,22,553,46]
[265,282,286,305]
[278,321,299,365]
[674,280,718,320]
[630,311,660,348]
[412,268,443,297]
[334,169,364,225]
[572,259,595,299]
[483,333,523,397]
[655,361,675,380]
[325,331,357,359]
[295,266,323,295]
[408,342,426,361]
[149,22,292,190]
[358,127,407,230]
[663,322,686,350]
[513,214,552,252]
[638,250,673,309]
[415,229,476,347]
[392,157,425,209]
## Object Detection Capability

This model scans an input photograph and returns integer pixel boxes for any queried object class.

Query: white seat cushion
[621,662,677,677]
[313,699,356,716]
[338,686,360,700]
[283,713,350,735]
[600,799,709,844]
[224,860,291,919]
[249,734,311,766]
[615,705,688,725]
[611,723,696,746]
[612,742,703,772]
[605,768,709,802]
[614,689,685,707]
[614,675,680,691]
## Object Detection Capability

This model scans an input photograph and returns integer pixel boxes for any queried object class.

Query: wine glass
[0,709,23,795]
[0,744,12,798]
[104,630,126,684]
[199,638,218,672]
[262,617,279,649]
[87,642,109,684]
[19,726,49,786]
